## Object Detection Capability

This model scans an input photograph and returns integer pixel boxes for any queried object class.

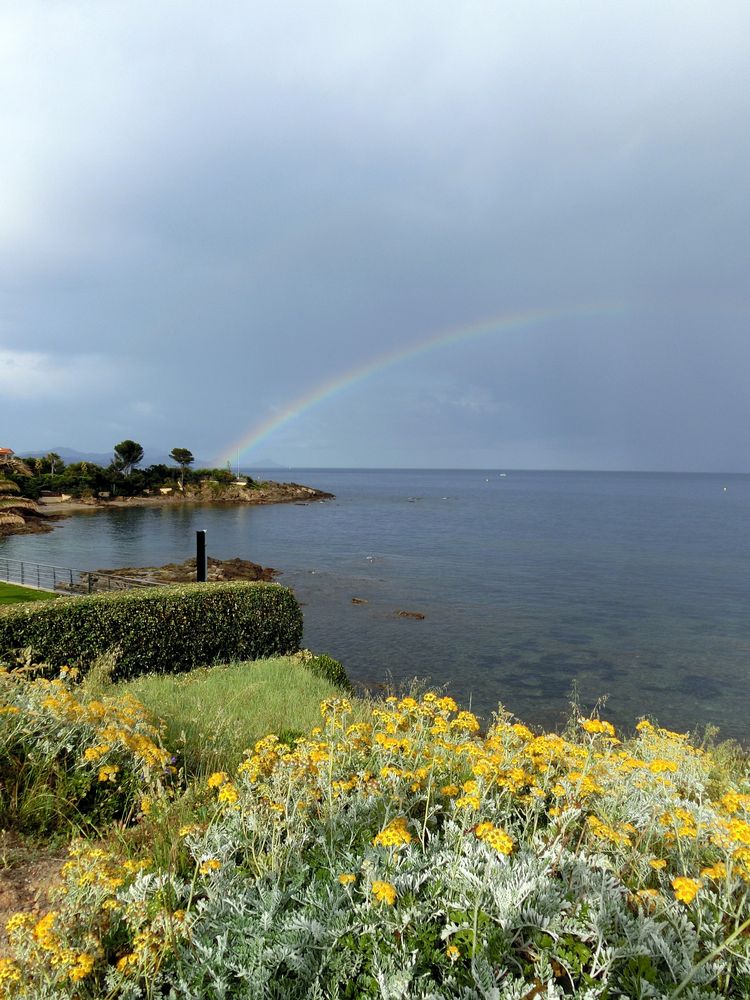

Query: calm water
[2,470,749,739]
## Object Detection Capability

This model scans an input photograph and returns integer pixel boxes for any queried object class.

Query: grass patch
[116,656,365,778]
[0,582,58,605]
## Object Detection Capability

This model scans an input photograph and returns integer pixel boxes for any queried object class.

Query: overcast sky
[1,1,749,470]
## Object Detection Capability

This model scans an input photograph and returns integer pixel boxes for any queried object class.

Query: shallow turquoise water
[2,470,749,739]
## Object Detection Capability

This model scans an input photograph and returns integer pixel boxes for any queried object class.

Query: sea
[2,469,749,741]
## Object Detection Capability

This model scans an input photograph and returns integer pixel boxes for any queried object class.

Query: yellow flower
[217,782,240,805]
[98,763,119,782]
[397,697,418,712]
[446,943,461,962]
[5,912,34,935]
[32,911,59,950]
[475,821,514,855]
[455,795,481,809]
[436,696,458,713]
[587,815,632,847]
[511,723,533,741]
[701,862,727,880]
[371,880,397,905]
[116,952,139,972]
[123,858,150,874]
[720,791,750,815]
[566,772,603,797]
[207,771,229,788]
[441,784,459,797]
[69,952,95,982]
[199,859,222,874]
[373,817,412,848]
[649,858,667,870]
[0,958,21,986]
[451,711,480,733]
[672,876,701,904]
[338,873,357,886]
[728,818,750,846]
[649,759,678,774]
[580,718,616,737]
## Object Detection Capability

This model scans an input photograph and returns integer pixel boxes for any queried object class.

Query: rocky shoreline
[0,481,334,538]
[87,556,279,589]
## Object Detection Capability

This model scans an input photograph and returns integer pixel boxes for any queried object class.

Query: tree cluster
[7,442,249,500]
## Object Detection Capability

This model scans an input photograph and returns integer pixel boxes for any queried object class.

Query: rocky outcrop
[0,479,56,537]
[193,481,334,504]
[92,556,279,585]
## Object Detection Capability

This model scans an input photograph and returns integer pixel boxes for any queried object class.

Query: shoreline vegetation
[37,478,335,516]
[0,484,335,539]
[0,443,333,538]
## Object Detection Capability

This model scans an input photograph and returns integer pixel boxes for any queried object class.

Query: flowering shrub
[3,694,750,997]
[0,665,171,832]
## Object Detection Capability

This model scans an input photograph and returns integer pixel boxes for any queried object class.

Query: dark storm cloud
[1,1,749,468]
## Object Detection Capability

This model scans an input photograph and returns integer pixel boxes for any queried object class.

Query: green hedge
[0,582,302,681]
[295,651,352,692]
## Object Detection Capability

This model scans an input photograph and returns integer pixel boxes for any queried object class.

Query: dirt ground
[0,832,66,956]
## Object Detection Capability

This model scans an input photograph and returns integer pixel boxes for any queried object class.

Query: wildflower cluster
[4,693,750,998]
[3,842,164,996]
[0,664,171,832]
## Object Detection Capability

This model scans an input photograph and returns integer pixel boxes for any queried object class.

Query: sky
[1,1,749,471]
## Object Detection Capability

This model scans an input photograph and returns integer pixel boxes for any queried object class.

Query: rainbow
[215,301,618,465]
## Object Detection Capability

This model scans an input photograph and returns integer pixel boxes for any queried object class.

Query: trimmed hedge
[0,582,302,681]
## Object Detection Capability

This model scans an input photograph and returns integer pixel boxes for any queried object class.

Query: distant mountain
[19,446,208,468]
[21,446,116,467]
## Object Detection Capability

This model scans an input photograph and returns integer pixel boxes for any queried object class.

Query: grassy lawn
[0,582,58,605]
[115,657,366,777]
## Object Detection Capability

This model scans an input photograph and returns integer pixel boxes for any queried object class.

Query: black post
[196,530,207,582]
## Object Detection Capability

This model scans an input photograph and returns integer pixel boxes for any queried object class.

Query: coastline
[1,481,334,537]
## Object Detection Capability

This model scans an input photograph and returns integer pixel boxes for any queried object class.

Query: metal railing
[0,556,166,595]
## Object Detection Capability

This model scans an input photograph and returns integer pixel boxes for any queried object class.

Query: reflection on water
[2,470,749,740]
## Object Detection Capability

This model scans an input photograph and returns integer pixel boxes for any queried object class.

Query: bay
[2,469,749,740]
